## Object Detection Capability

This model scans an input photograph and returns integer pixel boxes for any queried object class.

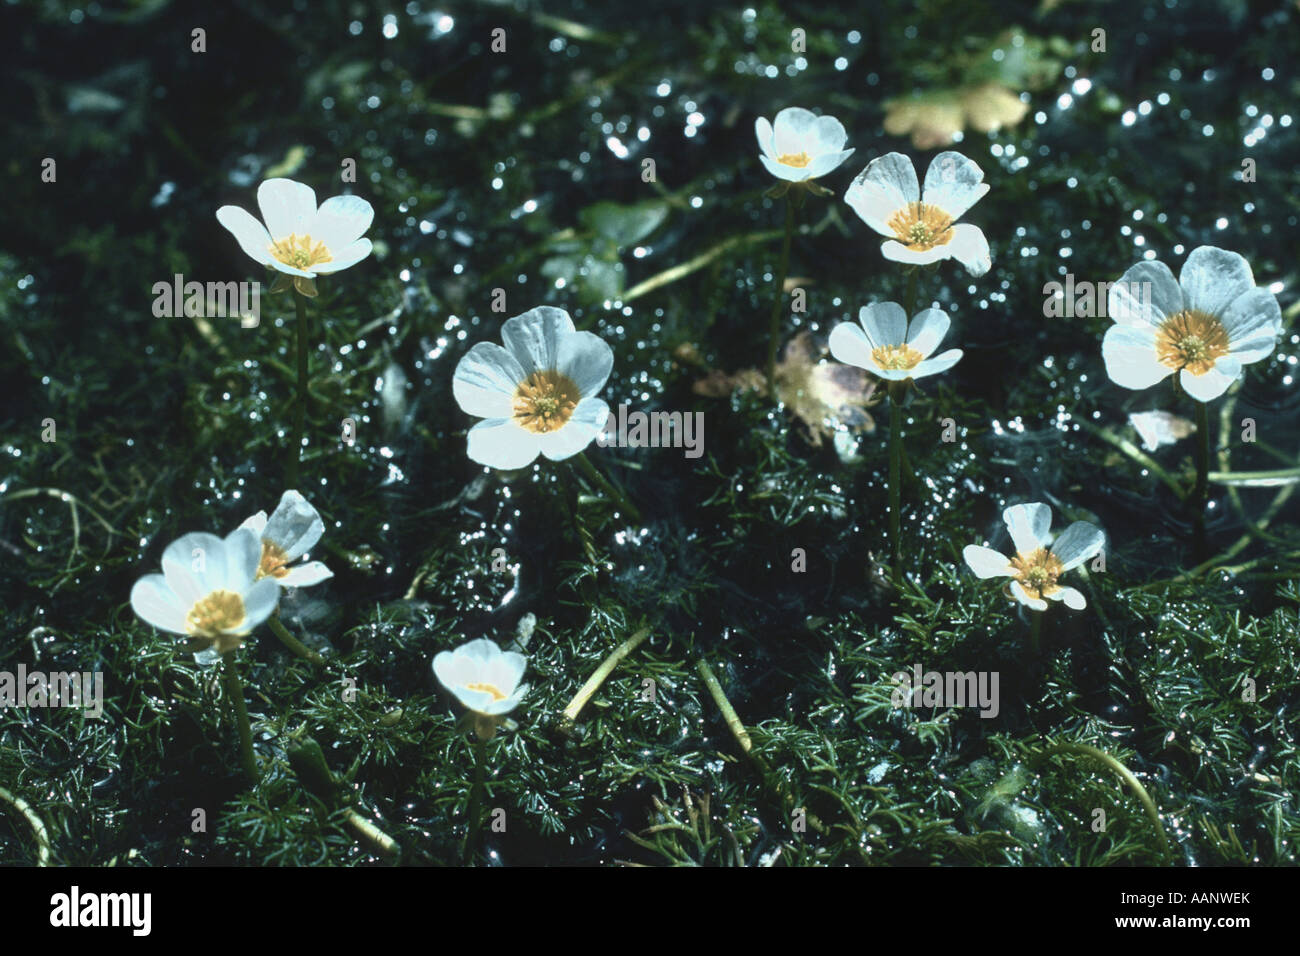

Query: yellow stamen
[1155,309,1229,376]
[186,590,246,636]
[871,343,925,372]
[269,233,333,271]
[777,152,812,168]
[887,202,955,251]
[257,540,290,580]
[466,682,507,702]
[513,369,580,434]
[1008,548,1064,601]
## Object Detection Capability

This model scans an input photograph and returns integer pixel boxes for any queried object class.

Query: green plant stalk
[1043,741,1172,862]
[289,291,309,487]
[560,625,652,726]
[573,451,641,523]
[0,786,51,866]
[464,736,488,865]
[222,650,258,781]
[1192,401,1210,505]
[1029,611,1043,654]
[889,393,903,575]
[268,614,324,664]
[765,198,795,391]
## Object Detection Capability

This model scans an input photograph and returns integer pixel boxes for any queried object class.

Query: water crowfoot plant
[216,178,374,485]
[963,503,1104,649]
[830,302,963,578]
[755,107,853,389]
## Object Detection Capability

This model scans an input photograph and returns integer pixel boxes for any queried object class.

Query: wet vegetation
[1,0,1298,866]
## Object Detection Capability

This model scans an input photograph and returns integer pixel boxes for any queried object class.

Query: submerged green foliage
[2,0,1298,866]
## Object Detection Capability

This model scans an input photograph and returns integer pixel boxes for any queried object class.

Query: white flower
[237,490,333,589]
[844,151,991,276]
[1101,246,1282,403]
[130,528,281,653]
[828,302,963,381]
[1127,411,1194,452]
[216,178,374,282]
[452,306,613,470]
[754,107,854,182]
[433,638,529,739]
[962,503,1104,612]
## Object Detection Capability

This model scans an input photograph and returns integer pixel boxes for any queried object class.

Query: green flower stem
[0,786,51,866]
[573,451,641,523]
[1041,741,1172,862]
[765,198,795,391]
[1207,466,1300,485]
[1029,611,1043,654]
[1192,401,1210,504]
[268,614,324,664]
[903,266,919,318]
[463,736,488,865]
[888,391,903,578]
[288,290,309,487]
[221,650,258,781]
[559,625,652,730]
[695,659,752,754]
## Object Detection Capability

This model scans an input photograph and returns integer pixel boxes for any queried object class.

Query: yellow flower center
[257,540,290,580]
[513,369,580,434]
[269,233,333,271]
[466,682,507,702]
[887,202,955,251]
[777,151,812,168]
[1008,548,1064,601]
[185,590,246,636]
[871,343,925,372]
[1155,309,1230,376]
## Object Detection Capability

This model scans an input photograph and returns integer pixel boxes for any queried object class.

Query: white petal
[556,331,614,398]
[163,532,226,599]
[1102,325,1171,390]
[844,152,920,235]
[771,107,822,155]
[466,418,542,470]
[759,154,806,181]
[222,527,263,592]
[480,690,525,716]
[754,116,777,160]
[947,223,991,277]
[1180,358,1241,402]
[1180,246,1255,319]
[962,545,1014,579]
[238,511,269,535]
[536,398,608,461]
[309,195,374,251]
[804,147,854,179]
[1047,586,1087,610]
[1107,260,1181,327]
[432,649,472,691]
[1009,580,1048,612]
[453,342,527,419]
[280,561,333,588]
[215,206,274,266]
[311,238,372,275]
[130,574,189,634]
[828,322,874,370]
[1050,521,1104,570]
[237,578,282,633]
[1220,287,1282,345]
[1003,502,1053,555]
[911,349,962,378]
[1228,330,1280,366]
[268,260,316,278]
[921,152,989,221]
[859,302,908,348]
[257,178,317,241]
[263,491,325,561]
[501,306,575,375]
[488,651,528,697]
[905,308,951,357]
[880,240,949,267]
